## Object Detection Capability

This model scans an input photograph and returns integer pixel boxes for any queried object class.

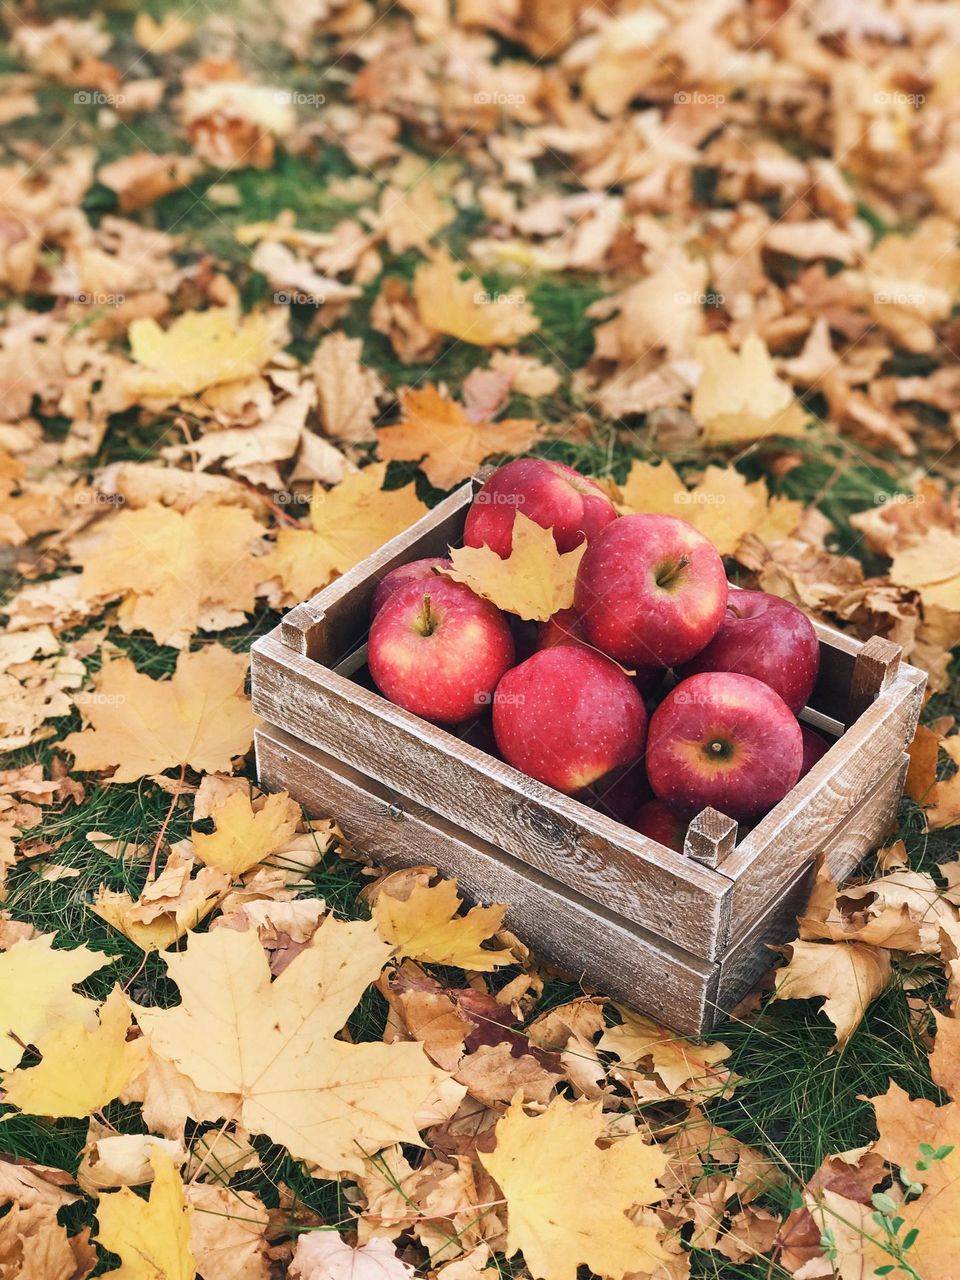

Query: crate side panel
[256,723,719,1036]
[251,634,731,960]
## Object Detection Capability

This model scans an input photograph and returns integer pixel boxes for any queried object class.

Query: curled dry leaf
[772,940,892,1046]
[372,876,511,970]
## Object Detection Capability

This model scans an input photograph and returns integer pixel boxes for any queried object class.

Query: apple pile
[367,458,829,847]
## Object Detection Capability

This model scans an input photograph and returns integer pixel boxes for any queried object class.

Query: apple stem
[655,554,690,590]
[421,593,436,636]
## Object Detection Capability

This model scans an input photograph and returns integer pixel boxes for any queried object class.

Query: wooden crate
[251,478,926,1037]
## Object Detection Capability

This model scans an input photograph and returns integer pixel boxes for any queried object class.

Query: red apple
[464,458,617,558]
[799,724,831,777]
[646,672,803,822]
[574,514,728,668]
[369,578,514,724]
[629,799,687,852]
[582,766,651,824]
[492,647,647,795]
[677,588,820,713]
[370,557,451,619]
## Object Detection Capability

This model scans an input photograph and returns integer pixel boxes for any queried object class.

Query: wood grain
[845,636,902,727]
[256,722,720,1036]
[252,630,731,959]
[684,809,738,869]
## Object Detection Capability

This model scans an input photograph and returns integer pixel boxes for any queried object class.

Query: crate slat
[255,722,720,1036]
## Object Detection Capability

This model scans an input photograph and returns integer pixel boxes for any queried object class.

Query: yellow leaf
[772,940,891,1046]
[479,1095,669,1280]
[96,1151,196,1280]
[192,788,301,876]
[692,333,808,443]
[61,646,256,784]
[262,463,428,607]
[377,384,540,491]
[889,527,960,611]
[373,878,511,971]
[132,11,194,52]
[413,250,540,347]
[0,934,114,1071]
[313,332,381,444]
[134,921,452,1174]
[618,460,803,556]
[380,177,455,254]
[75,503,267,649]
[2,987,142,1118]
[445,513,586,621]
[187,1183,270,1280]
[91,850,230,951]
[597,1006,732,1095]
[124,308,285,398]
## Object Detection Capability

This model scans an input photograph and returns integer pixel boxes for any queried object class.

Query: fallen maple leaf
[692,334,808,443]
[376,384,540,491]
[61,646,256,783]
[480,1095,668,1280]
[373,877,511,971]
[91,848,231,951]
[598,1005,733,1096]
[73,502,267,649]
[134,921,452,1173]
[95,1150,196,1280]
[2,987,142,1119]
[771,940,892,1046]
[123,308,286,398]
[192,787,301,876]
[413,250,540,347]
[313,332,381,443]
[262,463,428,607]
[0,934,114,1071]
[290,1232,415,1280]
[187,1182,270,1280]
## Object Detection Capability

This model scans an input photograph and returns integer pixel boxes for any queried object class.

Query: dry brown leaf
[772,940,892,1046]
[313,333,382,443]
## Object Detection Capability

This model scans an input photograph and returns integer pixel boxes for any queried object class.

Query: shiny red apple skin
[368,578,514,725]
[574,514,728,668]
[799,724,831,777]
[628,799,687,852]
[646,672,803,822]
[370,557,451,619]
[538,608,661,697]
[677,588,820,713]
[492,647,647,795]
[464,458,617,559]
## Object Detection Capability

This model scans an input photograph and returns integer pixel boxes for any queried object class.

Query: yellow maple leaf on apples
[771,940,892,1046]
[479,1095,669,1280]
[61,646,256,783]
[192,788,301,876]
[376,384,540,491]
[618,460,803,556]
[445,513,586,621]
[261,463,428,607]
[75,503,267,649]
[2,987,142,1118]
[372,878,511,971]
[0,934,114,1071]
[134,921,451,1174]
[413,249,540,347]
[95,1150,196,1280]
[123,308,286,398]
[692,333,808,443]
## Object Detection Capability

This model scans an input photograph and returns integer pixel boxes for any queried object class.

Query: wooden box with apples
[251,466,927,1038]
